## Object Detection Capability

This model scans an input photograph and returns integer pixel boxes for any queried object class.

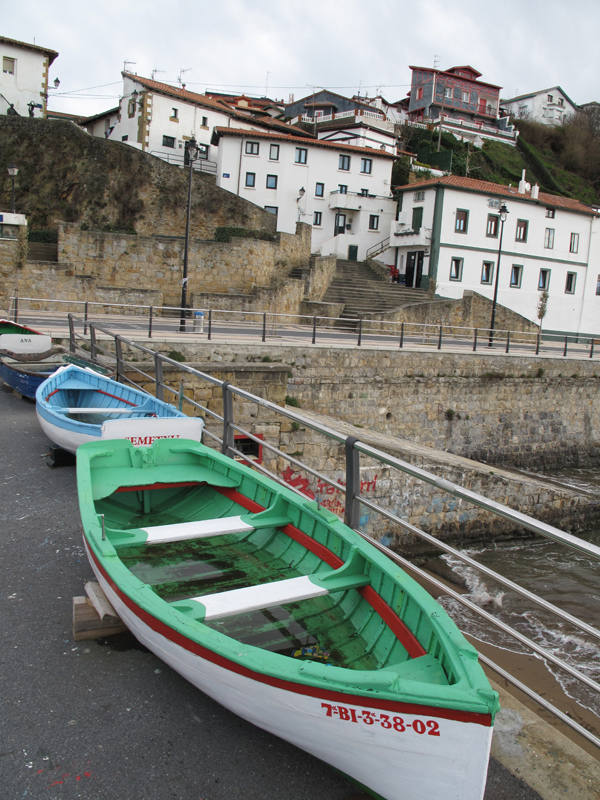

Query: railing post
[505,331,510,353]
[344,436,361,530]
[12,295,18,322]
[357,318,362,347]
[262,312,267,343]
[473,328,478,352]
[148,305,153,338]
[68,313,76,353]
[114,335,123,383]
[312,316,317,345]
[208,308,212,340]
[154,353,164,400]
[84,301,89,335]
[178,380,185,411]
[89,324,97,361]
[536,332,540,355]
[222,381,235,457]
[590,338,595,359]
[399,321,404,348]
[563,336,568,357]
[437,325,443,350]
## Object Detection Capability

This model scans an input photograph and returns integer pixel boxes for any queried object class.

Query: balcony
[328,190,389,212]
[391,222,432,248]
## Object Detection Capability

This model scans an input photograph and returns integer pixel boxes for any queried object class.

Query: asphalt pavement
[0,383,541,800]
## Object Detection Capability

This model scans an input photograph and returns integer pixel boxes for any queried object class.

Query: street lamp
[179,138,201,332]
[488,202,509,346]
[7,164,18,213]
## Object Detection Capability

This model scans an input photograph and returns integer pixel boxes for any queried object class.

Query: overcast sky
[5,0,599,117]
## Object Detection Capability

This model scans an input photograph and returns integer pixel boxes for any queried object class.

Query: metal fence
[9,295,600,361]
[66,313,600,748]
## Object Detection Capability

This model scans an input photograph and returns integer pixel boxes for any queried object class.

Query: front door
[405,251,416,287]
[334,213,346,236]
[348,245,358,261]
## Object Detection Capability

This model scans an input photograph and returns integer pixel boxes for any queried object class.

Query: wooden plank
[72,595,126,641]
[142,515,254,544]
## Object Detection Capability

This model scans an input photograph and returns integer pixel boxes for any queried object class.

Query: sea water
[438,468,600,716]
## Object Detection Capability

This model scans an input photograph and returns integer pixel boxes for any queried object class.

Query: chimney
[531,184,540,200]
[518,169,528,194]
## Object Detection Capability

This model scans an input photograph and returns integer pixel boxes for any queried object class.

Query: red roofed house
[407,65,517,146]
[389,173,600,337]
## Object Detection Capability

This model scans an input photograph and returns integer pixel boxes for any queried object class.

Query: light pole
[488,202,509,346]
[7,164,18,213]
[179,138,201,332]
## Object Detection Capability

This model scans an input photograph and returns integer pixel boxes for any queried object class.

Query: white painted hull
[36,409,97,453]
[85,542,493,800]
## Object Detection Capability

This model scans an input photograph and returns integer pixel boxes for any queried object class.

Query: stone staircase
[322,259,430,323]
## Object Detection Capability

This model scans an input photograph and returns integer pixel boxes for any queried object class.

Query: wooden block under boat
[72,582,126,640]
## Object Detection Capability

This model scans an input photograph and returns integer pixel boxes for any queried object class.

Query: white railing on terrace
[8,296,600,361]
[54,313,600,749]
[300,109,387,124]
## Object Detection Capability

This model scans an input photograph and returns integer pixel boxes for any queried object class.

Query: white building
[0,35,58,118]
[212,127,396,261]
[501,87,577,126]
[96,73,307,173]
[389,174,600,337]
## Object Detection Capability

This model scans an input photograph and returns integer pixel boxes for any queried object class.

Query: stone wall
[1,221,314,311]
[134,340,600,471]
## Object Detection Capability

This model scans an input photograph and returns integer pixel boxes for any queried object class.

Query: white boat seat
[141,515,255,544]
[191,575,329,621]
[54,407,144,414]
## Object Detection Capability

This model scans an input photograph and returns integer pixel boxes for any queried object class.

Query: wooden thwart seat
[142,515,255,544]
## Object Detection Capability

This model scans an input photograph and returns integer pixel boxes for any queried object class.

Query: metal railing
[66,313,600,747]
[9,296,600,361]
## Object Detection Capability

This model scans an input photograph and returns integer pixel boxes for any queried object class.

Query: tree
[537,289,549,333]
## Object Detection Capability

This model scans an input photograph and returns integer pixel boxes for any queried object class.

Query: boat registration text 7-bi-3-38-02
[321,703,441,736]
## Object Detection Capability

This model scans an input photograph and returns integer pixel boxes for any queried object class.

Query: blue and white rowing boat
[35,365,202,453]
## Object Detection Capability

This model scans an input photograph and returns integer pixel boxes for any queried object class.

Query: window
[369,215,379,230]
[565,272,576,294]
[515,219,528,242]
[2,57,16,74]
[127,98,136,117]
[245,172,256,188]
[245,141,259,155]
[360,157,372,174]
[201,116,208,127]
[313,211,322,226]
[412,206,423,230]
[360,188,369,196]
[481,261,494,285]
[462,90,469,102]
[269,144,280,160]
[266,174,278,189]
[570,233,579,253]
[538,268,551,290]
[545,207,555,218]
[510,265,523,288]
[486,214,499,237]
[450,257,463,281]
[315,182,324,197]
[121,134,128,142]
[444,87,452,99]
[413,190,425,202]
[338,184,348,194]
[338,154,351,171]
[170,108,179,120]
[544,228,555,249]
[264,206,278,217]
[455,209,469,233]
[0,223,18,239]
[162,135,176,148]
[416,87,423,100]
[295,147,308,164]
[547,94,554,103]
[596,275,600,296]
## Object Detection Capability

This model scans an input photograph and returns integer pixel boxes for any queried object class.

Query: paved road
[0,384,541,799]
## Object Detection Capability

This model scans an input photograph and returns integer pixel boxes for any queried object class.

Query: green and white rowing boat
[76,436,499,800]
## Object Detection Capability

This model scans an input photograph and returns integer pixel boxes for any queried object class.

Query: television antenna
[178,68,191,88]
[123,60,136,73]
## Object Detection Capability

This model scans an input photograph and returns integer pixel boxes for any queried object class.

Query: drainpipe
[237,137,244,195]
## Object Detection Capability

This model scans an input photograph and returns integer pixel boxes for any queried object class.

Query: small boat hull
[36,365,198,453]
[0,357,56,399]
[77,438,498,800]
[0,318,52,356]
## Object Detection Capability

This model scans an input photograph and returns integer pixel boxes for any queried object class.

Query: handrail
[67,313,600,747]
[11,296,599,360]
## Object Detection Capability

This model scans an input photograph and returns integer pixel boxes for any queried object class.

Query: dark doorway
[348,245,358,261]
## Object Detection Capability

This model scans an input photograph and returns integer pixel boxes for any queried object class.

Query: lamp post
[179,138,201,332]
[488,202,509,346]
[7,164,18,213]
